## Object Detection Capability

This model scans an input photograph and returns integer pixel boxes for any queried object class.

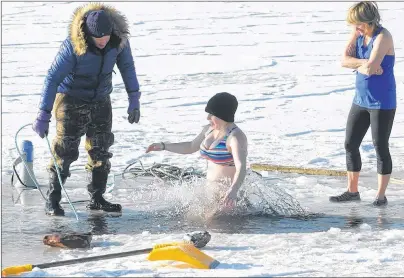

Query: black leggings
[345,103,396,175]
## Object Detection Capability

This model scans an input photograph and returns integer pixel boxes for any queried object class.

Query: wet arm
[228,132,248,193]
[164,125,209,154]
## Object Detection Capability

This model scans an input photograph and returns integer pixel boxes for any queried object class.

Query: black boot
[45,199,65,216]
[86,168,122,213]
[87,194,122,213]
[45,171,67,216]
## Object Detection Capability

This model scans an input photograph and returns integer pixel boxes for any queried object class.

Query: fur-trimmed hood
[69,2,130,56]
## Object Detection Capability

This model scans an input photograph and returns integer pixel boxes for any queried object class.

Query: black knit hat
[205,92,238,122]
[85,10,112,38]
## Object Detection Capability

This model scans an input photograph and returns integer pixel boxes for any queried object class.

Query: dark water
[2,171,404,268]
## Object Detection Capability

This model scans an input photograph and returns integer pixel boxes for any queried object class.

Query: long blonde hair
[346,1,381,27]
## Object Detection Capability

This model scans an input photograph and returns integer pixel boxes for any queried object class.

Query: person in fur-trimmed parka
[32,3,141,216]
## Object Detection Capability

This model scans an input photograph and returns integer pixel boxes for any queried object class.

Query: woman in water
[329,1,396,206]
[146,92,248,212]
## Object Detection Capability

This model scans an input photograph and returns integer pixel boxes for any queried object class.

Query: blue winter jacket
[38,4,140,112]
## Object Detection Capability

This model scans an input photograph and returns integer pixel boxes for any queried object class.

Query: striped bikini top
[200,126,238,166]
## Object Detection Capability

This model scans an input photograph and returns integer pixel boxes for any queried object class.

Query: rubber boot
[86,168,122,213]
[45,171,67,216]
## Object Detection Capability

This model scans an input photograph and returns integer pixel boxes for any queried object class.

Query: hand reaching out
[146,142,165,153]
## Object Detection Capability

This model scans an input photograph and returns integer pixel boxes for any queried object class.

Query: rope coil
[121,160,205,184]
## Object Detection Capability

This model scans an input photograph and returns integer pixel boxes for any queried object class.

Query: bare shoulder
[230,127,248,144]
[380,27,393,38]
[377,27,394,43]
[376,27,394,54]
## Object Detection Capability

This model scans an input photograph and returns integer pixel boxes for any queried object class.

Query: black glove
[128,108,140,124]
[127,92,141,124]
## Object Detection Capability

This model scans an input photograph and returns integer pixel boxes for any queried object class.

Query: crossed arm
[357,30,393,76]
[341,29,367,69]
[341,28,393,76]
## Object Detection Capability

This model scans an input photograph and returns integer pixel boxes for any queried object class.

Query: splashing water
[234,170,309,217]
[118,167,310,221]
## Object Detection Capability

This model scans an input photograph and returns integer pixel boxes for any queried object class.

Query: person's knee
[48,168,69,184]
[373,138,391,159]
[86,132,114,150]
[54,136,81,161]
[87,148,113,164]
[345,140,362,171]
[48,136,80,173]
[344,140,359,153]
[85,132,114,163]
[86,158,111,173]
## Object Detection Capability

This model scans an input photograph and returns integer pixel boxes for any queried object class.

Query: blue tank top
[354,26,396,110]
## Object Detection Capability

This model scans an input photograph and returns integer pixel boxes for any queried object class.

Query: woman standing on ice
[146,92,248,212]
[329,1,396,206]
